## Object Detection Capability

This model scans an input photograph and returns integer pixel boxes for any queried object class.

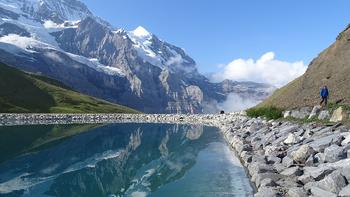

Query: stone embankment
[284,105,349,123]
[1,113,350,196]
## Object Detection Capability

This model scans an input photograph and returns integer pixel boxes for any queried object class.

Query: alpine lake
[0,123,253,197]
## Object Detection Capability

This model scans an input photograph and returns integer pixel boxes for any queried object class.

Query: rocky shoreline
[1,113,350,196]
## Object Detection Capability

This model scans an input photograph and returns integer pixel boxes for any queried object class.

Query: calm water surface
[0,123,253,197]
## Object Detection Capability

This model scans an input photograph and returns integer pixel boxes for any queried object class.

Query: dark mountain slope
[0,63,139,113]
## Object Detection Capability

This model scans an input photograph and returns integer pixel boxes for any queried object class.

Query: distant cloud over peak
[211,52,307,87]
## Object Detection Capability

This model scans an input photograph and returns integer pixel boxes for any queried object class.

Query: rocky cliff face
[260,25,350,109]
[0,0,274,113]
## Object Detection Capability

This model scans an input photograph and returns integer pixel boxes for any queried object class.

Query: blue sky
[83,0,350,76]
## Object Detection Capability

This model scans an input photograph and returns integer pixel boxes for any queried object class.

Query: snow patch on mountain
[128,26,164,68]
[0,0,92,22]
[0,34,53,53]
[43,20,79,31]
[131,26,152,38]
[67,53,125,76]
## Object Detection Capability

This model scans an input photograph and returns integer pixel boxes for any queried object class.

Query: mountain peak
[131,26,151,38]
[0,0,92,22]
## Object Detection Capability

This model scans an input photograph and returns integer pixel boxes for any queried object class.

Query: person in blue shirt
[319,85,329,105]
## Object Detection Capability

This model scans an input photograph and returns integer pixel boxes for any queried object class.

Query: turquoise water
[0,123,253,197]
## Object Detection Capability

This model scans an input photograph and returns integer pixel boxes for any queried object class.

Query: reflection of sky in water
[0,123,252,197]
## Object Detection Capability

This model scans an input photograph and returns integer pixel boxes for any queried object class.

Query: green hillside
[259,24,350,109]
[0,63,139,113]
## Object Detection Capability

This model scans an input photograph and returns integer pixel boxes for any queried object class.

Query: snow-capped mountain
[0,0,92,22]
[0,0,274,113]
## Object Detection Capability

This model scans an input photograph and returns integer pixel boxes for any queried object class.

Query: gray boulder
[280,166,303,176]
[324,144,345,163]
[309,133,343,152]
[282,156,294,168]
[318,110,330,120]
[255,186,281,197]
[287,187,307,197]
[340,166,350,181]
[260,178,278,187]
[305,155,314,166]
[314,153,326,164]
[310,186,337,197]
[253,172,283,188]
[316,170,346,194]
[309,105,321,119]
[341,132,350,146]
[339,185,350,197]
[291,109,309,119]
[303,166,334,180]
[266,156,281,164]
[298,174,314,185]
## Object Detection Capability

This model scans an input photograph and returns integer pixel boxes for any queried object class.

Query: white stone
[284,133,298,144]
[330,107,348,122]
[284,111,291,118]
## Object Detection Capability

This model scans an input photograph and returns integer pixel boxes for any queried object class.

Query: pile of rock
[222,116,350,196]
[284,105,349,122]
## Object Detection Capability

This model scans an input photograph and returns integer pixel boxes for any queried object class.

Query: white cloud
[165,54,195,73]
[211,52,307,87]
[218,93,260,112]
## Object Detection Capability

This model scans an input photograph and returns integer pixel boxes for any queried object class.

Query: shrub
[246,106,283,120]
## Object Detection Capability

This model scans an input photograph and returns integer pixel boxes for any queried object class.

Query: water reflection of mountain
[0,123,220,197]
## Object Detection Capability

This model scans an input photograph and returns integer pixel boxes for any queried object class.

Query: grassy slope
[0,63,139,113]
[259,25,350,109]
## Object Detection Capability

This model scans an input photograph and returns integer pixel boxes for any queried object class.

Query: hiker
[320,85,329,106]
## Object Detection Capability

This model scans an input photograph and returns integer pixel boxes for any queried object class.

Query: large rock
[298,174,314,185]
[341,132,350,146]
[330,107,348,122]
[255,186,281,197]
[318,110,331,120]
[339,184,350,197]
[291,108,310,119]
[264,145,280,157]
[280,166,303,176]
[315,170,346,194]
[292,144,315,164]
[282,156,294,168]
[287,187,307,197]
[340,166,350,181]
[310,186,337,197]
[252,172,283,188]
[303,166,334,180]
[309,133,343,152]
[314,153,326,164]
[324,144,345,163]
[309,105,321,119]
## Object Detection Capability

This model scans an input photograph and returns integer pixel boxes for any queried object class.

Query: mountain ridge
[0,0,274,113]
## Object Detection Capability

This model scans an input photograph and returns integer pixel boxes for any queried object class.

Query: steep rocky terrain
[260,25,350,109]
[0,0,273,113]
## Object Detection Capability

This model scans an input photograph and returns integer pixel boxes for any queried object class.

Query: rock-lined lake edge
[1,113,350,197]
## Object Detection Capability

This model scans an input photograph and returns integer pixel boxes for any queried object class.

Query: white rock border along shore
[1,113,350,197]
